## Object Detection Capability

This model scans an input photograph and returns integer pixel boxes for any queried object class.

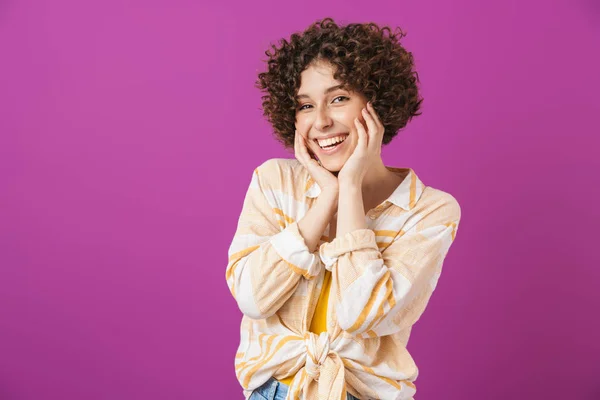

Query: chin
[314,146,351,173]
[321,160,344,173]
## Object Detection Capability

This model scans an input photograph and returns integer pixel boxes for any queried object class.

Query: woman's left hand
[337,101,385,186]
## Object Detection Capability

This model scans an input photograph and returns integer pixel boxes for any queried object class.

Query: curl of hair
[255,17,423,149]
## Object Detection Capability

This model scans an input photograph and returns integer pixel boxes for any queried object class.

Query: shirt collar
[304,166,426,211]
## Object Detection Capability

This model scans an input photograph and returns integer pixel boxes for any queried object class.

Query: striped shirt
[226,158,461,400]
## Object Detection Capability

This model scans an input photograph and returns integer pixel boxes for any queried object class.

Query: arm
[225,160,337,319]
[298,188,338,253]
[323,184,461,337]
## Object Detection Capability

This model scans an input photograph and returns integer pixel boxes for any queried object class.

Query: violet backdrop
[1,0,599,399]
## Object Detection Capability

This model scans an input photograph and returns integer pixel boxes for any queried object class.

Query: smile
[315,134,349,152]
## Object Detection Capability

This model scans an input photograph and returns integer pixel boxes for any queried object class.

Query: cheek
[348,128,359,146]
[296,120,311,137]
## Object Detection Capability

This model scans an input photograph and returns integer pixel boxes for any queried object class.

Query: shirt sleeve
[319,195,461,337]
[225,160,322,320]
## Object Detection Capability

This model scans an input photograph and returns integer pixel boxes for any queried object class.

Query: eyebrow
[295,84,347,100]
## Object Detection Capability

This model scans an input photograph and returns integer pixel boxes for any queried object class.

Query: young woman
[226,18,461,400]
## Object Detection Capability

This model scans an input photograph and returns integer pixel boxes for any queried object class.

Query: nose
[314,105,333,131]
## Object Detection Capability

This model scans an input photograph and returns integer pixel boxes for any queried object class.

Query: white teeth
[317,135,347,148]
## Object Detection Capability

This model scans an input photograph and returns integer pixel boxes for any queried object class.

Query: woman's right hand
[294,130,339,195]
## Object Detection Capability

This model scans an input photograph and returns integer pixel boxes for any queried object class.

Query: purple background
[1,0,599,399]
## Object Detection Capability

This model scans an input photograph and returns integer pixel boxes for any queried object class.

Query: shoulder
[255,158,305,180]
[416,185,462,225]
[253,158,307,191]
[255,158,302,174]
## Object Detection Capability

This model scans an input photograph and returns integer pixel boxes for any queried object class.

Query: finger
[361,106,378,142]
[299,132,316,166]
[295,130,308,164]
[366,101,384,131]
[294,130,301,159]
[365,102,384,152]
[354,117,368,153]
[298,133,310,160]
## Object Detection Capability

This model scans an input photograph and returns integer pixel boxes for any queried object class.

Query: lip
[313,132,349,141]
[315,134,349,155]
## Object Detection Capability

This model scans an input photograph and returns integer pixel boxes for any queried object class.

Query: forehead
[297,62,343,92]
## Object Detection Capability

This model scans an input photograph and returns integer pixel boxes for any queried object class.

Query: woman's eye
[297,96,348,111]
[332,96,349,103]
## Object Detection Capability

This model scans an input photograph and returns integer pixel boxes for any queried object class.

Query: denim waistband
[251,377,361,400]
[251,377,286,400]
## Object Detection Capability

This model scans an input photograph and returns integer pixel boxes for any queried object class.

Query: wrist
[317,189,338,215]
[320,187,339,200]
[339,181,361,192]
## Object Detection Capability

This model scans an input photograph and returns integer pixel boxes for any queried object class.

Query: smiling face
[294,61,368,172]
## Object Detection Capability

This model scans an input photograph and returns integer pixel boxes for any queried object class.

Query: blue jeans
[249,377,360,400]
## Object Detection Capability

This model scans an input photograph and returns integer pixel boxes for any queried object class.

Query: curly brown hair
[255,17,423,149]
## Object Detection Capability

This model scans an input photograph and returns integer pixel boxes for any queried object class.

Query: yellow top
[279,269,332,386]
